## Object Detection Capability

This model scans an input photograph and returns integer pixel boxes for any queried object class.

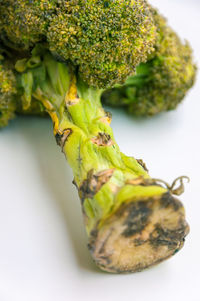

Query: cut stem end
[88,192,189,273]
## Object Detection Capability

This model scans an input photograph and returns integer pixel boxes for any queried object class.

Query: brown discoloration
[98,229,114,255]
[149,222,188,250]
[100,111,112,125]
[136,159,149,172]
[126,177,165,187]
[65,96,79,106]
[88,193,189,273]
[160,192,182,211]
[88,229,98,253]
[97,256,112,265]
[79,169,114,202]
[72,178,78,188]
[122,202,152,237]
[55,128,72,150]
[126,176,150,186]
[105,110,112,120]
[91,132,114,146]
[55,131,63,146]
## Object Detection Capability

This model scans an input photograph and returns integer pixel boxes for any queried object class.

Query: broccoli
[0,0,156,88]
[0,44,189,273]
[0,2,190,273]
[102,8,196,116]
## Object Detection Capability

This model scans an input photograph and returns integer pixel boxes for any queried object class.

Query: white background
[0,1,200,300]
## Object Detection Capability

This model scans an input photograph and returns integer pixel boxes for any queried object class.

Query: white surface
[0,1,200,300]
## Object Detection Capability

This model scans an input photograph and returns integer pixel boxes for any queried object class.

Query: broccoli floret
[0,49,17,127]
[0,0,56,49]
[47,0,156,88]
[102,8,196,115]
[0,0,156,88]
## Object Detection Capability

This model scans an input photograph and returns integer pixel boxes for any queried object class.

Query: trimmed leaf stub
[79,169,114,202]
[91,132,114,146]
[55,128,72,150]
[136,159,149,172]
[88,192,189,273]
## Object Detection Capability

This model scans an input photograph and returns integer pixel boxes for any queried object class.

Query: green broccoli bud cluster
[0,45,47,127]
[0,0,156,88]
[0,50,17,127]
[0,0,55,49]
[102,8,196,116]
[47,0,156,88]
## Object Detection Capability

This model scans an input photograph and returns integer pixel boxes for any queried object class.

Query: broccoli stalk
[15,48,189,273]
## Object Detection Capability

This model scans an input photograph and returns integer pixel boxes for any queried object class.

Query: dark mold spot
[88,229,98,253]
[160,192,182,211]
[122,202,152,238]
[149,223,187,250]
[134,238,146,246]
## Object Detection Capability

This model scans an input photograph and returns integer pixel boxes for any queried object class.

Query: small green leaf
[15,58,28,73]
[31,66,46,91]
[26,56,41,69]
[21,71,33,110]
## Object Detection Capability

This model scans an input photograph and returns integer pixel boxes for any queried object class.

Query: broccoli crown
[102,8,196,115]
[0,50,17,127]
[47,0,156,88]
[0,0,156,88]
[0,0,56,49]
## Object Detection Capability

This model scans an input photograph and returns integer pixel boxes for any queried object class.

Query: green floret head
[47,0,156,88]
[0,52,17,128]
[0,0,56,49]
[102,8,196,115]
[0,0,156,88]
